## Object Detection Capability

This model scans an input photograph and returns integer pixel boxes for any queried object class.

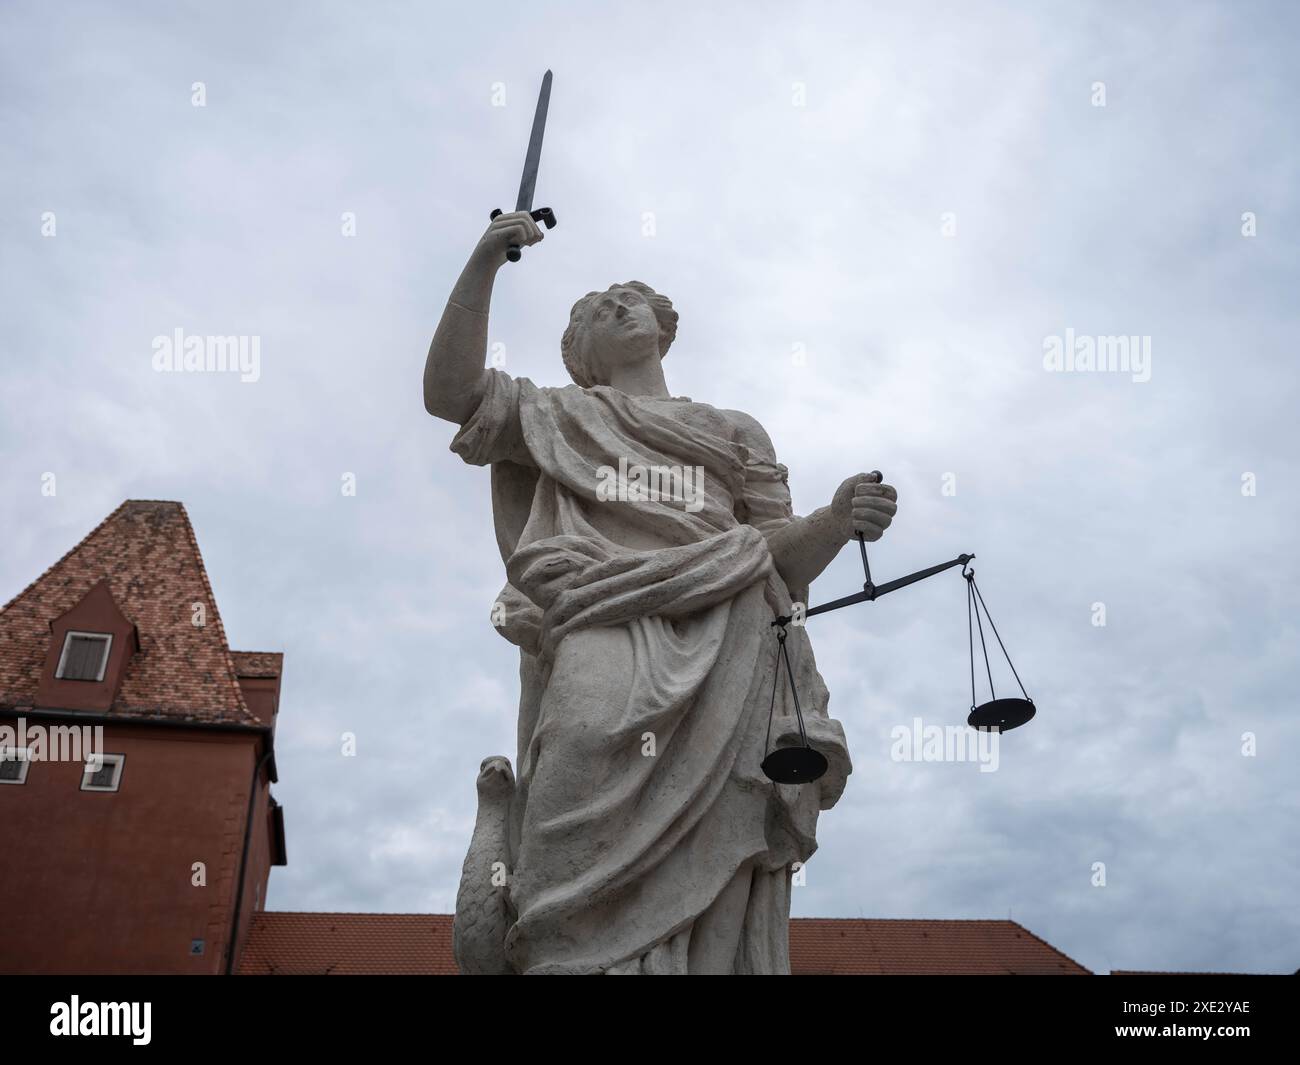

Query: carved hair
[560,281,678,388]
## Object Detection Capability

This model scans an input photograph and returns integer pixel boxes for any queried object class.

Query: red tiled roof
[238,913,1089,975]
[231,651,283,679]
[240,913,459,975]
[788,917,1090,974]
[0,500,259,727]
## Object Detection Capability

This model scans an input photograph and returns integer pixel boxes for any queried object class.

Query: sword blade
[514,70,552,212]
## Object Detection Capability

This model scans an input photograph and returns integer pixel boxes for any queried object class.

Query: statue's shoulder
[542,380,603,400]
[717,407,777,459]
[497,372,579,403]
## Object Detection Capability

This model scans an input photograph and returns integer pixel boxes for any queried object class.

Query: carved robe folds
[451,369,850,974]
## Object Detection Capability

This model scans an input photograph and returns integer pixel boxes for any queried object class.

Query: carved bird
[452,755,516,974]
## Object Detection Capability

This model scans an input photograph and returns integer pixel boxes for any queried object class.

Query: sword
[490,69,558,263]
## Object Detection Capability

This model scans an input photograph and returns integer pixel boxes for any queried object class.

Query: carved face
[580,286,661,382]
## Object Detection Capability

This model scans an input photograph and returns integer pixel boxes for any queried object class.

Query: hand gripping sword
[490,70,558,262]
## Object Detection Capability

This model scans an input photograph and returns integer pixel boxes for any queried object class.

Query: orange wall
[237,675,280,729]
[0,719,271,974]
[229,756,276,968]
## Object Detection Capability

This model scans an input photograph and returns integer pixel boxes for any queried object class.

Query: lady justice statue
[424,211,898,974]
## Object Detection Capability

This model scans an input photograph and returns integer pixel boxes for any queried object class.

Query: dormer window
[55,632,113,682]
[37,580,137,713]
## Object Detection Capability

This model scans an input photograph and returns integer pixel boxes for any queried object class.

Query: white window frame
[0,746,32,785]
[55,631,113,682]
[81,752,125,793]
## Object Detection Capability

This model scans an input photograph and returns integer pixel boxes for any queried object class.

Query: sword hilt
[489,207,558,263]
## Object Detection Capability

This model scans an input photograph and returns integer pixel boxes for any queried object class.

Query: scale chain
[763,626,811,761]
[967,578,977,711]
[763,629,784,757]
[970,578,1031,702]
[971,576,996,701]
[780,635,809,747]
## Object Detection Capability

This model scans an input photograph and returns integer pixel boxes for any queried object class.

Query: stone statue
[425,212,898,974]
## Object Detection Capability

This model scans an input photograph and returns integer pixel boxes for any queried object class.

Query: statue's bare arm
[726,409,897,594]
[423,211,545,425]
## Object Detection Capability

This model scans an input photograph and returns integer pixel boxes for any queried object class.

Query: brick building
[0,500,1091,976]
[0,501,284,974]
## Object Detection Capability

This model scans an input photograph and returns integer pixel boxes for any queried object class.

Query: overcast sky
[2,0,1297,975]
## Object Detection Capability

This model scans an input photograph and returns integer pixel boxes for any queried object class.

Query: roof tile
[240,913,459,976]
[0,501,259,726]
[788,917,1091,974]
[238,913,1090,975]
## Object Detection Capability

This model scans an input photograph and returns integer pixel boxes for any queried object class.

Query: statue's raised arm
[423,211,544,425]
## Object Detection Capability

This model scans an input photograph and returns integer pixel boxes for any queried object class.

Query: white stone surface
[426,213,897,973]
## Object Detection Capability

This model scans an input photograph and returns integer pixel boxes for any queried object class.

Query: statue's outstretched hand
[832,471,897,543]
[475,210,544,268]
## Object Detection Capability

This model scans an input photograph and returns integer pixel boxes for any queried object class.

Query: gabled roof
[0,500,260,727]
[238,913,1091,975]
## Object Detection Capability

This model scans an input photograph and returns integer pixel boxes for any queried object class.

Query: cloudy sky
[3,0,1297,974]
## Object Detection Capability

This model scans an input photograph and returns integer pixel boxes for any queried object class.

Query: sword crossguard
[489,207,558,263]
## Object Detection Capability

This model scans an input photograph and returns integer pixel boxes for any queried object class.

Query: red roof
[789,917,1089,974]
[0,500,259,726]
[239,913,1089,975]
[240,913,459,975]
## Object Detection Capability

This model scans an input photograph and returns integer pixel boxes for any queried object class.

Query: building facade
[0,501,284,974]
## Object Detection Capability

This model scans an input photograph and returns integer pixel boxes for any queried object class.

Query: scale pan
[761,745,829,784]
[968,698,1036,732]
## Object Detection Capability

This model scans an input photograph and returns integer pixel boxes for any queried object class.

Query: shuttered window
[56,632,112,682]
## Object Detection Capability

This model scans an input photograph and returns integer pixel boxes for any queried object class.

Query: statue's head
[561,281,678,388]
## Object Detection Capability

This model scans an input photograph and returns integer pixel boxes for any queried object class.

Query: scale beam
[772,553,973,627]
[759,478,1037,781]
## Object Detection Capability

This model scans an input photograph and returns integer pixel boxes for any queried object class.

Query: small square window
[56,631,113,682]
[81,753,125,792]
[190,939,205,956]
[0,747,31,785]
